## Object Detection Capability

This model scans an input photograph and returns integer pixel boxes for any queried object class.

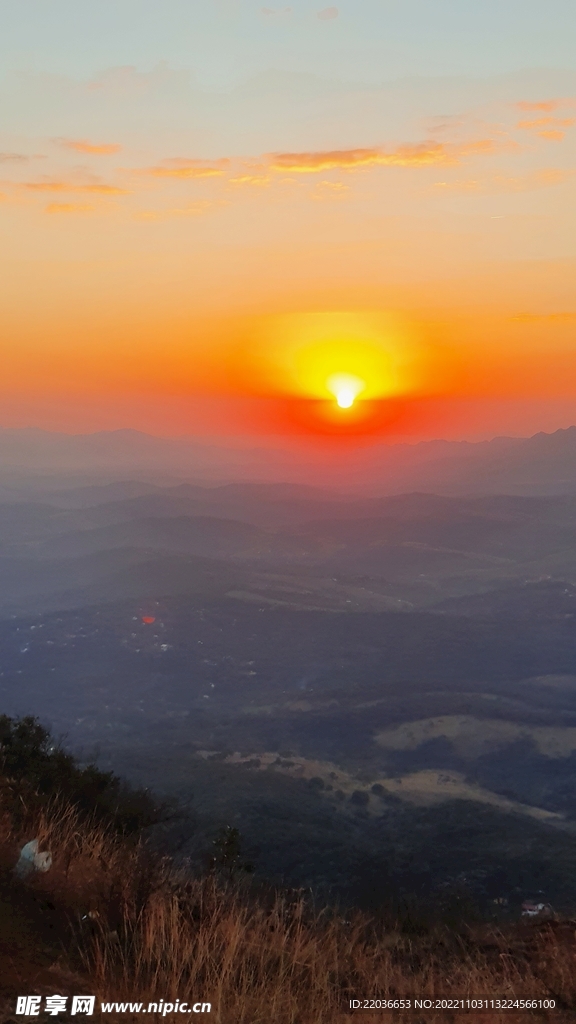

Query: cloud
[228,174,271,186]
[25,181,130,194]
[431,179,481,193]
[503,168,575,189]
[431,168,575,195]
[317,7,339,19]
[517,117,575,130]
[148,167,224,179]
[510,312,576,323]
[516,116,575,141]
[0,152,33,162]
[270,145,436,172]
[516,98,576,114]
[517,99,561,113]
[57,138,121,155]
[310,180,350,200]
[423,116,466,136]
[135,199,228,221]
[144,157,229,179]
[45,202,94,214]
[269,139,496,173]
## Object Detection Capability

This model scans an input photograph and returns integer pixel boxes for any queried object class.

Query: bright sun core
[326,372,366,409]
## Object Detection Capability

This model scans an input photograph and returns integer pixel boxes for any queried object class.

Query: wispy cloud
[149,166,224,179]
[431,179,482,194]
[81,134,506,198]
[516,115,575,141]
[530,131,565,142]
[269,139,497,173]
[517,117,575,130]
[431,167,575,194]
[317,7,339,20]
[144,157,230,179]
[57,138,121,155]
[310,180,350,200]
[510,312,576,323]
[517,99,562,113]
[0,152,35,163]
[228,174,271,187]
[25,181,129,194]
[135,199,229,221]
[45,202,95,214]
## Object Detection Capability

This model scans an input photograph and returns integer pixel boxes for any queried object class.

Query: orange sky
[2,6,576,445]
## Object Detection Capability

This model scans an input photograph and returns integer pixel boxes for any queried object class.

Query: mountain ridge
[1,424,576,496]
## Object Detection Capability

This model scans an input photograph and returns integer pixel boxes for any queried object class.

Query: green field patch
[195,750,570,826]
[376,714,576,759]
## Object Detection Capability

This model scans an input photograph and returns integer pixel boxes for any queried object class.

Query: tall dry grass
[90,876,576,1023]
[3,794,576,1023]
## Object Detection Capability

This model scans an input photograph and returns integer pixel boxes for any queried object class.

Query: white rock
[14,839,53,878]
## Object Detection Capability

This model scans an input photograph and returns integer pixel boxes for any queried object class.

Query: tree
[0,715,166,834]
[210,826,253,878]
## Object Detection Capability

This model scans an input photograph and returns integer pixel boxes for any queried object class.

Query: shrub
[210,825,254,878]
[0,715,165,834]
[308,776,325,791]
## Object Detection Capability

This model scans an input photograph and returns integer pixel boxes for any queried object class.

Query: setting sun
[327,372,366,409]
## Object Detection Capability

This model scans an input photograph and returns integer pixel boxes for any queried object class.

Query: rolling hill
[3,423,576,496]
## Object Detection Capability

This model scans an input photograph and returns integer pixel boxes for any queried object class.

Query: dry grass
[90,882,576,1023]
[2,792,576,1023]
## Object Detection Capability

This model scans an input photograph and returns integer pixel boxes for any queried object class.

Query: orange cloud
[25,181,129,194]
[516,116,575,141]
[228,174,271,186]
[310,180,350,200]
[517,117,575,130]
[517,100,561,113]
[538,130,567,141]
[432,179,481,193]
[431,168,575,194]
[148,166,225,179]
[58,138,121,155]
[269,139,497,173]
[510,312,576,324]
[45,202,94,214]
[532,168,576,185]
[145,157,229,179]
[135,200,228,221]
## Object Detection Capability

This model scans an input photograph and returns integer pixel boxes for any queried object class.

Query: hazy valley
[3,427,576,914]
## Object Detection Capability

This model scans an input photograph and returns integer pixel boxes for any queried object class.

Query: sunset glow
[1,3,576,444]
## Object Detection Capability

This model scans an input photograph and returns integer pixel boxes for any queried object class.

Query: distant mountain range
[1,424,576,497]
[2,483,576,617]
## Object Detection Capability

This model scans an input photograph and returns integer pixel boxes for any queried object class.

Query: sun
[326,372,366,409]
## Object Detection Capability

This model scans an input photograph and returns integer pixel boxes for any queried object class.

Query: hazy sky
[2,1,576,442]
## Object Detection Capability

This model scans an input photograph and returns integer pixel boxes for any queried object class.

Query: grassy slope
[1,787,576,1023]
